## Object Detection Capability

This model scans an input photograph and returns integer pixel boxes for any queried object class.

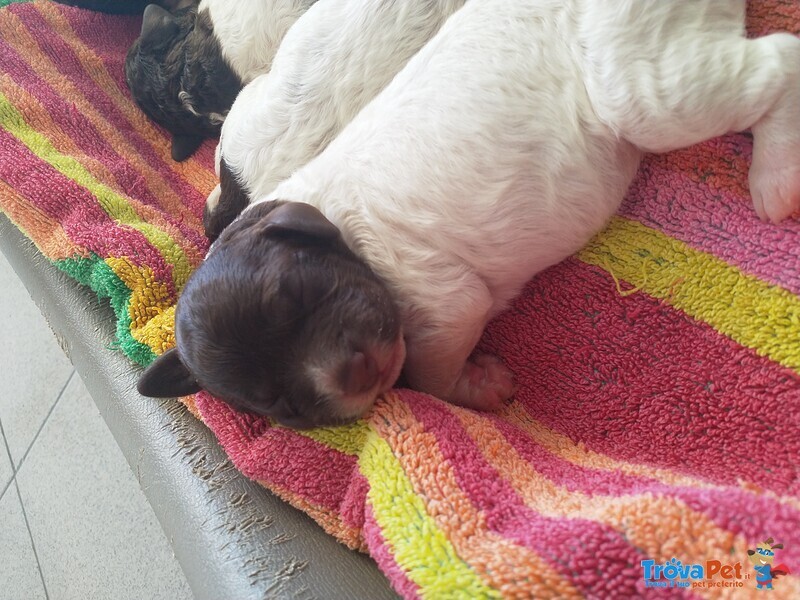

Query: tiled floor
[0,252,193,600]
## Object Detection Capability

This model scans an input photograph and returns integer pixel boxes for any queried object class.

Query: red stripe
[406,396,688,599]
[339,471,368,531]
[194,392,357,512]
[0,29,208,256]
[479,258,800,495]
[0,129,177,290]
[0,35,162,209]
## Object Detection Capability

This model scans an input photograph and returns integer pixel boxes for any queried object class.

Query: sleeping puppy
[125,0,317,161]
[202,0,468,241]
[139,0,800,428]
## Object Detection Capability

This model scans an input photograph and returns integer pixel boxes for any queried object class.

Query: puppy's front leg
[403,281,514,411]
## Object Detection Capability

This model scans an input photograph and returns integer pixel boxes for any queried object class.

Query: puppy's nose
[340,352,380,396]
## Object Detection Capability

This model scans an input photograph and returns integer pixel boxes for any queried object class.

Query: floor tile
[0,483,47,600]
[15,374,192,600]
[0,252,74,466]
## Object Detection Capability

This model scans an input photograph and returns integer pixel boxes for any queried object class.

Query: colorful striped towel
[1,1,799,597]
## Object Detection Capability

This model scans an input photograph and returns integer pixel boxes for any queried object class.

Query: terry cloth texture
[1,1,799,597]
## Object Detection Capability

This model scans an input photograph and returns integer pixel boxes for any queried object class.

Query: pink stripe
[57,5,217,172]
[194,392,357,511]
[620,135,800,295]
[339,471,369,531]
[13,4,211,214]
[363,504,420,600]
[479,258,800,495]
[490,415,800,565]
[0,130,177,291]
[675,490,800,566]
[407,396,690,599]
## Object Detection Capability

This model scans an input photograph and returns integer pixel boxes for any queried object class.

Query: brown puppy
[138,202,406,429]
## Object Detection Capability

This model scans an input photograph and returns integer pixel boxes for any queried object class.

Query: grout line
[14,479,51,600]
[14,370,76,474]
[0,415,15,503]
[0,369,77,500]
[0,369,74,503]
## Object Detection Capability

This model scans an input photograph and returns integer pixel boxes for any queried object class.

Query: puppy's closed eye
[278,266,334,315]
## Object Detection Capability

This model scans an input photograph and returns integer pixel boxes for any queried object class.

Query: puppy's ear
[141,4,180,49]
[263,202,340,242]
[171,133,204,161]
[137,347,202,398]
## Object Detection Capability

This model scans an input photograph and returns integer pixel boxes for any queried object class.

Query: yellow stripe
[359,425,501,599]
[579,217,800,372]
[0,91,192,291]
[296,421,369,456]
[105,258,176,355]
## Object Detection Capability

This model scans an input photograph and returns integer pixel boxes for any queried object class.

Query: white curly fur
[200,0,317,84]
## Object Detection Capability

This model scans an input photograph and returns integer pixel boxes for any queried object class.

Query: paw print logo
[747,538,790,590]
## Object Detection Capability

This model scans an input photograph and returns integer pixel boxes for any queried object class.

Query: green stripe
[0,0,32,9]
[55,254,156,366]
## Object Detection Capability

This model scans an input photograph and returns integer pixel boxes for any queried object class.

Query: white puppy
[203,0,467,238]
[140,0,800,429]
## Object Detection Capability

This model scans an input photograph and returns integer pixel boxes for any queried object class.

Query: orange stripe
[179,396,201,420]
[0,178,78,260]
[370,398,582,599]
[35,2,217,197]
[259,480,365,551]
[0,72,124,201]
[502,401,800,512]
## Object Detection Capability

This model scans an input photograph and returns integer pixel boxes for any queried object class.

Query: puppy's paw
[448,354,515,412]
[749,58,800,223]
[749,161,800,223]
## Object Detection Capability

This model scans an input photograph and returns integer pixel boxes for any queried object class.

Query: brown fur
[139,202,401,428]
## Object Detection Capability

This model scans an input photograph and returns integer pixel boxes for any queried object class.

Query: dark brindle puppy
[125,1,316,161]
[125,4,241,161]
